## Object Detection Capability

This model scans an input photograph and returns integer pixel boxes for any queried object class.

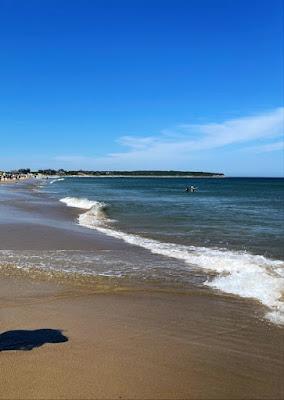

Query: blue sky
[0,0,283,176]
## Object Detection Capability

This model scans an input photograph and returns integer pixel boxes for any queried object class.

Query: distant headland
[1,169,224,181]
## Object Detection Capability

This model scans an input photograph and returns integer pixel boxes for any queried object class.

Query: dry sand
[1,276,284,400]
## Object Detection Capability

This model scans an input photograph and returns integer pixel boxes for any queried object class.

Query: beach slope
[1,276,283,400]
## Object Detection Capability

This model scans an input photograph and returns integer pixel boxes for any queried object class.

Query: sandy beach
[1,275,284,400]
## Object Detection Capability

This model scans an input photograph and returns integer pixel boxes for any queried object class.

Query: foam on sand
[60,196,284,326]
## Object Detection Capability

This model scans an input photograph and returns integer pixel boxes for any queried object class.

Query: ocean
[0,177,283,325]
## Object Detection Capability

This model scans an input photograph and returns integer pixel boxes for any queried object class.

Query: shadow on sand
[0,329,68,351]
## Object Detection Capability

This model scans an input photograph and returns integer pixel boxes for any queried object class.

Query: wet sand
[1,276,284,400]
[0,222,129,251]
[0,182,130,251]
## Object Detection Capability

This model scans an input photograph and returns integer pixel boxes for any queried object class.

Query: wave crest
[60,196,284,326]
[50,178,65,184]
[60,197,109,226]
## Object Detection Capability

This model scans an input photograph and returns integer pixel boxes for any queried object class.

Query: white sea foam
[60,196,284,326]
[60,196,101,210]
[50,178,65,184]
[60,197,109,225]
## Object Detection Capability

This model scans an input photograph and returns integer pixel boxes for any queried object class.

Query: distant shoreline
[1,169,225,180]
[0,176,30,184]
[59,174,225,178]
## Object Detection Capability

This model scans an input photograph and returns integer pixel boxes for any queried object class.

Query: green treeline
[35,169,224,177]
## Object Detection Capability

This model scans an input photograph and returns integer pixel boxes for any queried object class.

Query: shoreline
[0,177,31,184]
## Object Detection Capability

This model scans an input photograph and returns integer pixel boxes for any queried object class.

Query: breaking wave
[60,197,109,226]
[59,196,284,326]
[50,178,65,184]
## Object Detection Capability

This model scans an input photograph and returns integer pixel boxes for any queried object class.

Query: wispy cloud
[244,141,284,153]
[117,136,159,150]
[55,107,284,171]
[177,107,284,149]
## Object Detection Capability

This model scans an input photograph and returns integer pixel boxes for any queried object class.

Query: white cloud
[180,107,283,149]
[54,107,284,171]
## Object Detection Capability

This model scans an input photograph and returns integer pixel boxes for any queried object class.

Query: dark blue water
[47,177,284,259]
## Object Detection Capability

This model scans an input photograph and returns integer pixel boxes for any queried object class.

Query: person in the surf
[185,186,197,192]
